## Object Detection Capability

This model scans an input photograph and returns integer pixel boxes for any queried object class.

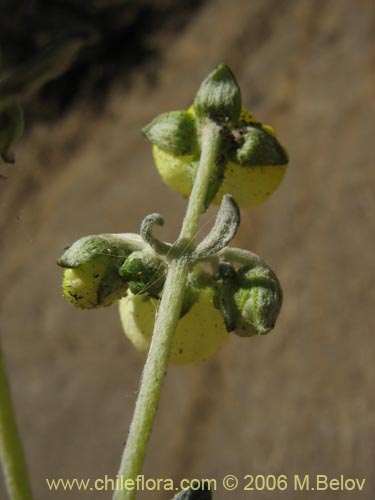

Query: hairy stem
[0,343,33,500]
[113,120,221,500]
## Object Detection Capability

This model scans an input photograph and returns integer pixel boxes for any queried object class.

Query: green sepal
[217,262,239,332]
[233,125,288,166]
[142,111,199,156]
[0,102,24,163]
[234,265,283,336]
[57,234,140,269]
[119,250,166,298]
[193,64,242,125]
[96,267,129,305]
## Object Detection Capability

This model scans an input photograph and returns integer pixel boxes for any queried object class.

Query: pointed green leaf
[140,213,172,255]
[192,195,240,260]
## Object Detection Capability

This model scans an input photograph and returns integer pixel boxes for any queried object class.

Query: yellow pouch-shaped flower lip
[152,107,289,207]
[62,258,127,309]
[119,287,229,365]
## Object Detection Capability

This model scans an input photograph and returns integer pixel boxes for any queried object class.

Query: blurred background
[0,0,373,498]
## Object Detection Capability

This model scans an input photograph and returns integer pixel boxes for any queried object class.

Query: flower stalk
[113,120,222,500]
[0,343,33,500]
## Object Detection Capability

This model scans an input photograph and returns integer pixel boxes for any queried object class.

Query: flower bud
[193,64,242,125]
[233,265,283,336]
[119,286,228,365]
[150,105,288,207]
[119,250,166,298]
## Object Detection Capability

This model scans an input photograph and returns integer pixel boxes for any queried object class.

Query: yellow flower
[119,287,228,365]
[62,257,127,309]
[152,108,288,207]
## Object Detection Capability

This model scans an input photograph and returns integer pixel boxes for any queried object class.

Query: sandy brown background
[0,0,374,498]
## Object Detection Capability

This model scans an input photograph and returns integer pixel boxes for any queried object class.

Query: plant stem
[0,343,33,500]
[113,120,221,500]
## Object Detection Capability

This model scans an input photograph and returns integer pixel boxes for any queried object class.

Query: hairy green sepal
[119,250,166,298]
[58,234,141,269]
[234,125,288,166]
[233,265,283,336]
[193,64,241,125]
[142,111,199,156]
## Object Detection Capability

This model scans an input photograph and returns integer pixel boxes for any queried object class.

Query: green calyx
[233,265,283,336]
[233,124,289,166]
[143,64,289,209]
[142,111,199,157]
[119,250,166,298]
[218,262,282,335]
[193,63,242,125]
[57,234,140,269]
[0,102,24,163]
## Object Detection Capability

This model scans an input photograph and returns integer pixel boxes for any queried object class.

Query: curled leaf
[140,213,172,255]
[192,194,240,260]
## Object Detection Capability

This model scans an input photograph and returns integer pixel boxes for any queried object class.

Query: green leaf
[142,111,198,156]
[193,64,242,125]
[192,195,240,260]
[140,213,172,255]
